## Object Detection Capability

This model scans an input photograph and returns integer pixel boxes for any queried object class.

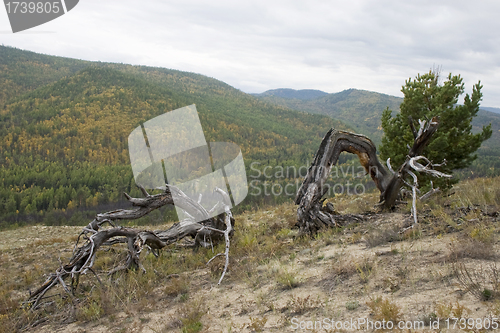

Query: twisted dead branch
[26,185,234,310]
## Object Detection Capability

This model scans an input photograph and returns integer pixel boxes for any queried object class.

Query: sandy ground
[2,210,499,333]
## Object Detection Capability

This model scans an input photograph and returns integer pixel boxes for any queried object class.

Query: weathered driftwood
[26,185,234,310]
[295,117,451,234]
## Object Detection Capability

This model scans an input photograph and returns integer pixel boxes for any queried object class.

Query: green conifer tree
[379,70,492,190]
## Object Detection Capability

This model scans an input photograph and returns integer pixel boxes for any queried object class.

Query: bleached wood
[26,185,234,310]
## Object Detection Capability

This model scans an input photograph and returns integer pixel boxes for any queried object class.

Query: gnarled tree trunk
[295,117,449,234]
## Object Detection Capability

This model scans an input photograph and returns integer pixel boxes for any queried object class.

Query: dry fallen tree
[26,185,234,310]
[296,116,452,234]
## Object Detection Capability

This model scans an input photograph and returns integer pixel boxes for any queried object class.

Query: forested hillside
[255,88,402,143]
[0,46,92,105]
[0,46,353,227]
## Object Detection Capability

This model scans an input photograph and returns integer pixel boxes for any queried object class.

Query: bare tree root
[25,185,234,310]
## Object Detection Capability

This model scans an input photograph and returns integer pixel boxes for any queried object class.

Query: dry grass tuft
[248,316,268,332]
[453,262,500,301]
[286,295,322,315]
[164,276,190,298]
[33,237,66,247]
[275,268,301,290]
[366,296,402,328]
[364,224,401,248]
[434,301,469,320]
[330,253,359,279]
[174,297,208,333]
[447,238,496,261]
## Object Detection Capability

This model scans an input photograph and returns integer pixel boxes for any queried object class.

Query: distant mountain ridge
[252,88,328,100]
[481,106,500,115]
[255,88,403,143]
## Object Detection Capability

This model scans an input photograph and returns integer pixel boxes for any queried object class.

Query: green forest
[0,46,360,228]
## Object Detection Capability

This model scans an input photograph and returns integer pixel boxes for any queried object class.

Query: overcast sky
[1,0,499,106]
